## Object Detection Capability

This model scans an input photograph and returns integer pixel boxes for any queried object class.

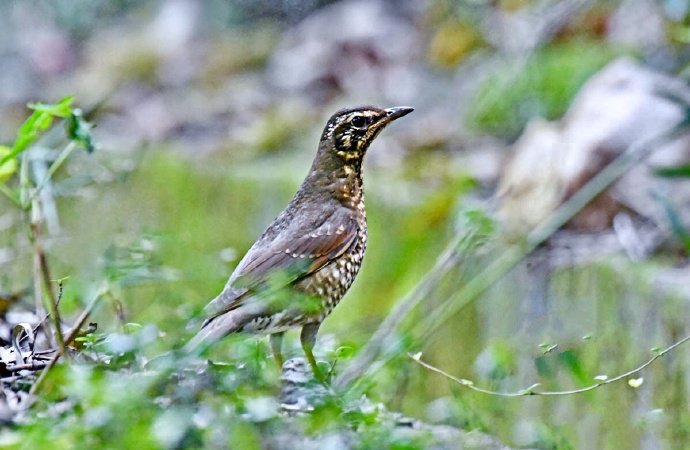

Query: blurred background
[1,0,689,448]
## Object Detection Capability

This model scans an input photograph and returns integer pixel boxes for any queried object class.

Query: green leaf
[0,113,50,168]
[13,111,54,152]
[27,96,74,119]
[460,208,496,237]
[0,145,17,182]
[557,350,589,386]
[653,164,690,178]
[0,97,76,170]
[124,322,143,334]
[66,108,96,152]
[335,345,355,359]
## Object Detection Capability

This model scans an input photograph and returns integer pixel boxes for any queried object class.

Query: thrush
[185,105,413,381]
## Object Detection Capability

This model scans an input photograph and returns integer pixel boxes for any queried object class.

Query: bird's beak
[383,106,414,123]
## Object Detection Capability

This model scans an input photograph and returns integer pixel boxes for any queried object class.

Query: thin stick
[31,277,68,336]
[410,334,690,397]
[6,362,48,373]
[29,286,105,396]
[30,218,66,355]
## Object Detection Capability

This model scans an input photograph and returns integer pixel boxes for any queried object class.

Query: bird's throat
[331,164,363,209]
[301,141,363,205]
[303,159,364,211]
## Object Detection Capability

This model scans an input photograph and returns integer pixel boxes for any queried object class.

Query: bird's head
[321,105,414,164]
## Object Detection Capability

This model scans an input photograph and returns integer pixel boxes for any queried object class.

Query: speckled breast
[296,223,367,322]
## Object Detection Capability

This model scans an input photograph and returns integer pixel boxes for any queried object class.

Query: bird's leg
[300,323,326,384]
[269,332,285,368]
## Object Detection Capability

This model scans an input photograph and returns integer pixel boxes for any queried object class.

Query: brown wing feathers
[237,216,356,282]
[199,212,357,328]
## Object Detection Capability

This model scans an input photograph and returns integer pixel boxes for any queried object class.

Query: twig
[31,349,57,356]
[410,334,690,397]
[5,362,48,373]
[30,218,65,355]
[29,285,106,396]
[1,375,28,384]
[31,277,68,337]
[30,245,46,344]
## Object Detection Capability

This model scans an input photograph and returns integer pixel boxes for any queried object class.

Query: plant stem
[0,182,21,208]
[29,284,106,396]
[410,334,690,396]
[22,147,66,353]
[31,141,77,199]
[29,199,66,356]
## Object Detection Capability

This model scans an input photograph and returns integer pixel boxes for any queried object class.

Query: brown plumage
[185,105,413,381]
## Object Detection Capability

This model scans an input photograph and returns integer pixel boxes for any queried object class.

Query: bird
[185,105,414,382]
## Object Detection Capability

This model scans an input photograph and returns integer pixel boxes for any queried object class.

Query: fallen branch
[409,334,690,397]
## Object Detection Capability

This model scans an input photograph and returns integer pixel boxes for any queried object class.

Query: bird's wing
[202,208,358,321]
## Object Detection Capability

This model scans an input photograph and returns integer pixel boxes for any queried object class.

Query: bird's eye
[351,116,367,128]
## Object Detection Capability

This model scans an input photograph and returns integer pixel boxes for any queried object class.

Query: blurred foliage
[1,1,689,449]
[467,39,619,137]
[1,104,687,450]
[654,193,690,253]
[204,0,337,26]
[34,0,141,39]
[427,19,482,68]
[5,326,467,450]
[201,27,280,85]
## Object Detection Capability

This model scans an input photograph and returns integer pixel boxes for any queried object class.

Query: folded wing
[202,208,358,323]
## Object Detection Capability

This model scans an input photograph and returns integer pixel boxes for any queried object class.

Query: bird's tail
[183,309,252,354]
